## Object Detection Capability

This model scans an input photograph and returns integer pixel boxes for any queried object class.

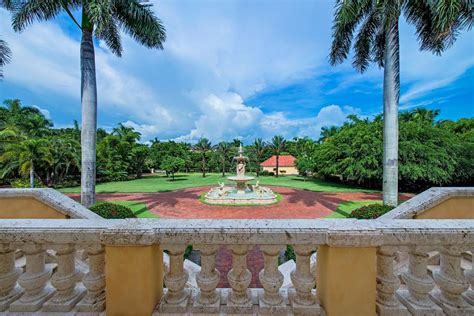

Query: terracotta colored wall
[317,246,376,316]
[0,197,67,219]
[106,244,163,316]
[416,197,474,219]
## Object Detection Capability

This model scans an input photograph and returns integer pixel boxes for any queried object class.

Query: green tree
[195,138,212,177]
[0,37,11,79]
[252,138,266,177]
[216,141,231,177]
[3,0,166,207]
[269,135,286,177]
[160,156,185,181]
[329,0,471,206]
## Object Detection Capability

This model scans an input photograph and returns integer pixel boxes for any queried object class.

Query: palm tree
[319,126,339,143]
[216,141,231,177]
[3,1,166,207]
[112,123,141,144]
[269,135,286,178]
[329,0,471,206]
[195,138,211,177]
[1,138,52,188]
[252,138,266,177]
[0,37,12,79]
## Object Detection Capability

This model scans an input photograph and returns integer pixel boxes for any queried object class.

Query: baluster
[397,247,443,315]
[77,244,106,312]
[289,245,321,315]
[9,244,54,312]
[193,244,220,313]
[431,246,473,314]
[0,244,22,311]
[376,247,409,315]
[259,245,285,313]
[464,249,474,305]
[160,244,190,313]
[226,245,252,314]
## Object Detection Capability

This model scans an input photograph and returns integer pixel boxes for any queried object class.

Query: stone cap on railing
[0,188,103,220]
[380,187,474,219]
[0,218,472,248]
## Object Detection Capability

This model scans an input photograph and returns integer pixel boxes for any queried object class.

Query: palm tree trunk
[202,156,206,177]
[80,28,97,208]
[29,163,34,188]
[382,21,400,207]
[276,154,279,178]
[222,158,225,177]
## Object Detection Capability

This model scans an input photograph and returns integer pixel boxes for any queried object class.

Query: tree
[269,135,286,177]
[329,0,471,206]
[160,156,185,181]
[216,142,231,177]
[3,1,166,207]
[252,138,266,177]
[195,138,211,177]
[0,37,11,79]
[1,138,52,187]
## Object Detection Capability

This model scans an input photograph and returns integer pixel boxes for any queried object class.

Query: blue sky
[1,0,473,143]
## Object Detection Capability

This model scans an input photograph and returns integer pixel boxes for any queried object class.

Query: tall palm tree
[1,138,52,188]
[3,1,166,207]
[0,37,12,79]
[195,138,211,177]
[112,123,141,144]
[252,138,266,177]
[216,141,231,177]
[329,0,471,206]
[269,135,286,178]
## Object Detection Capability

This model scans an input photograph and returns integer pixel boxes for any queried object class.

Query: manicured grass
[60,173,376,194]
[326,200,382,218]
[107,200,158,218]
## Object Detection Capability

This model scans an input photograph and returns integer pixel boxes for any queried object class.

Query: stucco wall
[416,197,473,219]
[262,166,299,175]
[0,197,67,219]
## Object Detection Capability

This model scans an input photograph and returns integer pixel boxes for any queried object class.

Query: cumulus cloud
[32,105,51,119]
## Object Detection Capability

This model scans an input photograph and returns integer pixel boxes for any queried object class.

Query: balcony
[0,187,473,315]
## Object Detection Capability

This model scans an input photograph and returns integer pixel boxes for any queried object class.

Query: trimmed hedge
[348,204,394,219]
[89,202,136,219]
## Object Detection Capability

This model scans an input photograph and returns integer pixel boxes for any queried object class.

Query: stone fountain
[204,144,277,205]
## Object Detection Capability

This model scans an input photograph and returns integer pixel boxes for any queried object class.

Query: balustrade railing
[0,218,472,314]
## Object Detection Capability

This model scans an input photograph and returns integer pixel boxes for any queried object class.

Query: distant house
[260,155,297,175]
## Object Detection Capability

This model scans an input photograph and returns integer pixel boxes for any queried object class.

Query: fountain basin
[204,186,278,205]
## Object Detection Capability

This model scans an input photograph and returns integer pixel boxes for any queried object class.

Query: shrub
[11,178,44,188]
[260,170,274,176]
[89,202,136,219]
[348,204,394,219]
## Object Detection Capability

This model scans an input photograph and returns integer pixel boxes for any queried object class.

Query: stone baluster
[193,244,220,313]
[431,246,473,314]
[464,249,474,305]
[0,244,23,311]
[289,245,321,315]
[259,245,285,313]
[376,247,409,315]
[226,245,252,314]
[43,244,85,311]
[10,243,54,312]
[397,247,443,315]
[77,244,106,312]
[160,244,190,313]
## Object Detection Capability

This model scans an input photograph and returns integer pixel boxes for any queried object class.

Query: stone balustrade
[0,218,472,315]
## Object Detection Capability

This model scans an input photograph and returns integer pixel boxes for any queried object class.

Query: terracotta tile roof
[260,155,296,167]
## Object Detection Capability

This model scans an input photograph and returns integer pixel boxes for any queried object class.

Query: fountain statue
[204,144,277,205]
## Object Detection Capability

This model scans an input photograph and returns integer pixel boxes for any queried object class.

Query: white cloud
[32,105,51,119]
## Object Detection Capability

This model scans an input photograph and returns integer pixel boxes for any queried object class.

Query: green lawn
[325,200,382,218]
[107,200,158,218]
[60,173,377,194]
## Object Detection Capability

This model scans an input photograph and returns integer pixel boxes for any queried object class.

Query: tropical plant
[160,156,185,181]
[269,135,286,177]
[195,138,211,177]
[0,37,11,79]
[3,0,166,207]
[329,0,472,206]
[216,142,231,177]
[252,138,266,177]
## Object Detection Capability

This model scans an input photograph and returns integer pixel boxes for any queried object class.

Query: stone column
[77,244,106,312]
[397,247,443,315]
[226,245,252,314]
[193,244,220,313]
[290,245,321,315]
[376,247,409,315]
[160,244,190,313]
[259,245,284,313]
[10,243,54,312]
[464,249,474,305]
[0,244,22,311]
[431,246,473,314]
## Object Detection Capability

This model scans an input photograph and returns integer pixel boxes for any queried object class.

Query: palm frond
[11,0,65,31]
[0,38,12,79]
[352,6,381,72]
